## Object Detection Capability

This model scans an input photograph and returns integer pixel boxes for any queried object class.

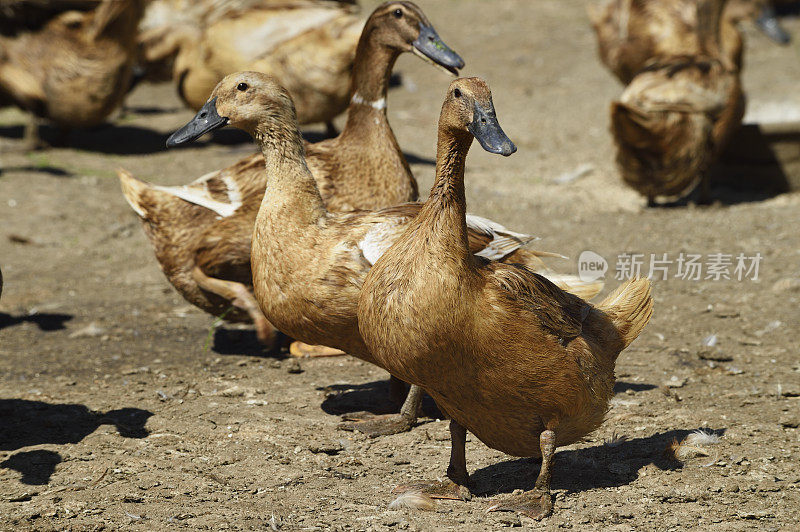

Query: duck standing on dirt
[0,0,147,149]
[161,70,603,437]
[357,78,654,519]
[120,1,470,350]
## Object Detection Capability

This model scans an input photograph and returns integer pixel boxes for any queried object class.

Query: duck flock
[0,0,794,522]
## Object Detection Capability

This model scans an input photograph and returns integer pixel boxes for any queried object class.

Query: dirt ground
[1,0,799,530]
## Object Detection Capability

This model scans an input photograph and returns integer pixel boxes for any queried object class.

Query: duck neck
[343,36,400,132]
[419,127,474,264]
[255,120,327,226]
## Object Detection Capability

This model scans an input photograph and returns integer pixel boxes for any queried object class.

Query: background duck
[163,71,602,436]
[357,77,654,519]
[0,0,147,149]
[120,1,471,355]
[608,0,745,203]
[170,0,361,134]
[588,0,743,85]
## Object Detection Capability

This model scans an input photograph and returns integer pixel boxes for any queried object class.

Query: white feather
[358,222,399,266]
[388,491,435,511]
[152,184,240,218]
[684,429,721,446]
[466,213,538,260]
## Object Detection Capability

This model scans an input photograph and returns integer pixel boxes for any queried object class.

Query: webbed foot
[289,341,346,358]
[487,489,553,520]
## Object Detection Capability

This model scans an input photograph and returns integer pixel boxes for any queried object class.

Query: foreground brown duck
[0,0,147,148]
[121,1,468,349]
[357,78,654,519]
[607,0,745,203]
[163,71,602,436]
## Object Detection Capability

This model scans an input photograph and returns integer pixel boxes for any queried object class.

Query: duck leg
[324,121,339,138]
[697,172,712,205]
[191,266,278,346]
[487,429,556,520]
[22,117,48,151]
[339,383,422,437]
[393,419,472,500]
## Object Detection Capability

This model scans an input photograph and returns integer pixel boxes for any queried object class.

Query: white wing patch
[466,213,538,261]
[358,221,402,266]
[152,171,243,218]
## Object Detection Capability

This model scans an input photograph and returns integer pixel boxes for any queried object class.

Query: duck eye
[237,82,248,92]
[393,8,402,18]
[453,88,462,98]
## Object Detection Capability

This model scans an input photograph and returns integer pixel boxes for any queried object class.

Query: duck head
[167,72,295,146]
[365,1,464,75]
[439,78,517,157]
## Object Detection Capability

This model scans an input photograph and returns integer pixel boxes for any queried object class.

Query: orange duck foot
[487,489,553,520]
[338,412,416,437]
[393,479,471,501]
[289,342,347,358]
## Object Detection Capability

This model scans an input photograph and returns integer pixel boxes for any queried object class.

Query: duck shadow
[0,123,253,155]
[211,327,288,358]
[613,381,657,394]
[319,378,441,418]
[0,399,152,451]
[0,165,72,177]
[0,399,152,485]
[0,450,61,485]
[650,124,800,208]
[403,152,436,166]
[469,428,726,496]
[0,312,73,332]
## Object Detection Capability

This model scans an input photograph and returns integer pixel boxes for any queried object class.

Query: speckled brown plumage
[357,78,653,519]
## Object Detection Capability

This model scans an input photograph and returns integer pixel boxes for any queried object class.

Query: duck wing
[489,263,591,345]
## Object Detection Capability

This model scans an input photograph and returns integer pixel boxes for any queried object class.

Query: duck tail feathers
[597,277,653,349]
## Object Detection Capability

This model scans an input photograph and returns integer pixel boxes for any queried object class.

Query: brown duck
[172,0,362,133]
[608,0,745,203]
[589,0,743,83]
[120,1,470,349]
[163,71,603,437]
[0,0,147,148]
[357,78,653,519]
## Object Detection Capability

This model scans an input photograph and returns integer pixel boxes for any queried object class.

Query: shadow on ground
[0,399,152,451]
[0,312,73,332]
[614,381,657,394]
[0,399,153,485]
[319,378,441,418]
[469,428,726,496]
[212,327,288,358]
[0,450,62,485]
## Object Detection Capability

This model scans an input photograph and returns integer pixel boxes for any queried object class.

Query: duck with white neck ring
[119,1,467,358]
[164,71,606,438]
